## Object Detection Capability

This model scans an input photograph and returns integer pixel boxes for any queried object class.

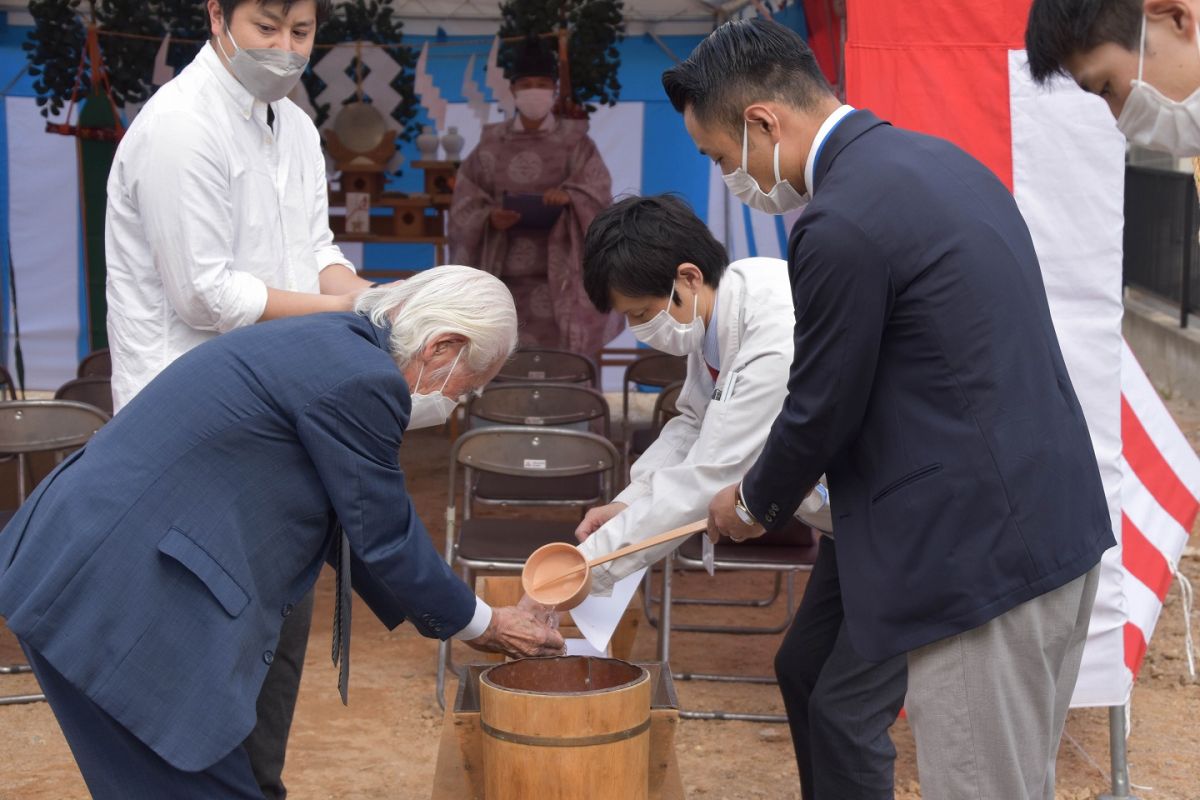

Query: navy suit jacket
[743,110,1115,661]
[0,312,476,771]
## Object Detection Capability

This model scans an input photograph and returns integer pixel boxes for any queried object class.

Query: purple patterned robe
[449,117,621,356]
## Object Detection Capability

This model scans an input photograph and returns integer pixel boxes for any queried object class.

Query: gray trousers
[242,590,315,800]
[906,564,1100,800]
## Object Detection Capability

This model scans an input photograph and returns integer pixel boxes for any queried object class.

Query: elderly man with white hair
[0,265,562,797]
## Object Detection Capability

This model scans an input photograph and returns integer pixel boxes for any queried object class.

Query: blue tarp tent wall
[0,3,807,388]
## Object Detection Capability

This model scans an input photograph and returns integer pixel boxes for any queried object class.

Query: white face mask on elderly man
[407,350,463,430]
[723,120,808,215]
[215,25,309,104]
[1118,16,1200,155]
[630,287,705,356]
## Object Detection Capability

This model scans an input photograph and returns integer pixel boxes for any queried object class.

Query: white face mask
[722,120,808,215]
[1117,15,1200,155]
[216,25,309,104]
[514,88,555,121]
[629,287,705,356]
[407,350,463,430]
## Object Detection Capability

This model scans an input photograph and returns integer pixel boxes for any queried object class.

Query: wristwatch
[733,485,758,527]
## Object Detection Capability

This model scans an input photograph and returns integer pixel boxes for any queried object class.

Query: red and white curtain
[846,0,1198,707]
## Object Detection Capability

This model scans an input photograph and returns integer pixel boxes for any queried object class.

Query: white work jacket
[579,257,798,592]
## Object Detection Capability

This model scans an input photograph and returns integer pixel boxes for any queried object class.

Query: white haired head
[354,265,518,381]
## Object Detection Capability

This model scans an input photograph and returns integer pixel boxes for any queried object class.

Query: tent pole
[1098,704,1137,800]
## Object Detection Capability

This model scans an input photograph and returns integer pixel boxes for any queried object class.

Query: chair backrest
[448,426,620,510]
[654,380,684,428]
[77,348,111,378]
[466,382,610,438]
[622,351,688,438]
[0,400,110,455]
[494,348,597,386]
[54,376,114,416]
[0,365,16,401]
[0,400,110,503]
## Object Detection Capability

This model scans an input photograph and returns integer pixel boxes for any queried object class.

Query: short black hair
[215,0,333,26]
[661,17,834,136]
[1025,0,1141,84]
[583,194,729,313]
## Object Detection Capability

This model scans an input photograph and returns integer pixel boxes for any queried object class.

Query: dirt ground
[1,399,1199,799]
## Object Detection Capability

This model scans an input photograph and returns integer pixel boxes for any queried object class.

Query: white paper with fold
[570,568,647,653]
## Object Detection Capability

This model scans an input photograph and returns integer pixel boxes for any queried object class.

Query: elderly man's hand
[465,605,565,659]
[707,482,765,544]
[543,187,571,207]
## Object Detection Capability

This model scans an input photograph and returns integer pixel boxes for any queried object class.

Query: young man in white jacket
[575,194,796,590]
[576,194,905,800]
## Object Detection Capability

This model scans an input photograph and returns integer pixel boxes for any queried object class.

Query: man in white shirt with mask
[1026,0,1200,156]
[103,1,373,796]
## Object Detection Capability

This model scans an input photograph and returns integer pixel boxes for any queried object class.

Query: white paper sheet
[570,568,647,654]
[564,638,608,658]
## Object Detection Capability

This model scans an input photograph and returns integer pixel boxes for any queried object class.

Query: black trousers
[774,537,908,800]
[242,589,315,800]
[22,641,264,799]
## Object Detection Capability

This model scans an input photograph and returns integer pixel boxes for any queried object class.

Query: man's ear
[744,103,780,138]
[676,262,705,290]
[1145,0,1197,35]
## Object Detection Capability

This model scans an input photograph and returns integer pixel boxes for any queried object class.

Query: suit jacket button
[281,604,294,618]
[263,650,274,665]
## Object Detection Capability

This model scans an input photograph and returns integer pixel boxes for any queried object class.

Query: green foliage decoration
[497,0,624,115]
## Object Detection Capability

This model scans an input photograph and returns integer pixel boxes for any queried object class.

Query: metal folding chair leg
[653,552,791,723]
[1,663,45,705]
[649,573,783,609]
[0,691,46,705]
[645,570,797,635]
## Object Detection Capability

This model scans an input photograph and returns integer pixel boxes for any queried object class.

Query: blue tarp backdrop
[0,8,807,388]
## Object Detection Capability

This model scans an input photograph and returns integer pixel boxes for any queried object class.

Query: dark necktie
[331,526,351,704]
[267,104,275,132]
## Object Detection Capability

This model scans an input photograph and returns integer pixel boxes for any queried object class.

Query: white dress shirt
[105,43,354,410]
[804,104,855,197]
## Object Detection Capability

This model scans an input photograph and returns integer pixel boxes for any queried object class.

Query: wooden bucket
[480,656,651,800]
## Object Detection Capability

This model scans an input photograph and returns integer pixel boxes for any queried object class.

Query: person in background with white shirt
[103,2,371,796]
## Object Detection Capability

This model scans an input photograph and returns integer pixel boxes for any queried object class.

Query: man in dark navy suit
[664,18,1114,800]
[0,266,564,798]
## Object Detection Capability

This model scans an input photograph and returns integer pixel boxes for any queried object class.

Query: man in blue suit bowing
[666,18,1116,800]
[0,265,564,797]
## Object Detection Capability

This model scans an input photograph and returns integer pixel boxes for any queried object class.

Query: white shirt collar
[199,40,261,122]
[804,104,855,196]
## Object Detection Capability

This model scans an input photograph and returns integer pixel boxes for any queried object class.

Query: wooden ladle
[521,519,708,611]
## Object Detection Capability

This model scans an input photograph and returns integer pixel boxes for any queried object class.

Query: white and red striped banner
[847,0,1198,706]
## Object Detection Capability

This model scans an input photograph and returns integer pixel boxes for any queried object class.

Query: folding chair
[434,426,621,707]
[625,379,684,478]
[54,376,114,416]
[493,347,597,387]
[647,518,820,722]
[77,348,111,378]
[466,381,610,438]
[0,400,110,705]
[620,351,687,446]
